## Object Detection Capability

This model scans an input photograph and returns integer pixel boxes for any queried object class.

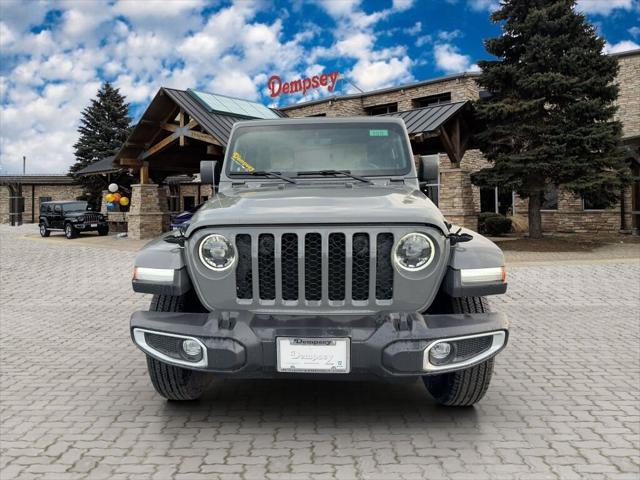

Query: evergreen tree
[472,0,625,238]
[69,82,132,207]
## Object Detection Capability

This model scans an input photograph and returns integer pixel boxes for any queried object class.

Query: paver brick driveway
[1,225,639,480]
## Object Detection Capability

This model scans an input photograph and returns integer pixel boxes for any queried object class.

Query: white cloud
[404,22,422,36]
[416,35,433,47]
[605,39,640,53]
[349,56,413,91]
[629,26,640,38]
[437,29,462,41]
[575,0,634,15]
[434,43,475,73]
[392,0,414,12]
[467,0,499,12]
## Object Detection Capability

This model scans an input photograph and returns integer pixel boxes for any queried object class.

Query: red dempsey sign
[268,71,340,98]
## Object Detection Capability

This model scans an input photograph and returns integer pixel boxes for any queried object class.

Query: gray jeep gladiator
[130,118,508,406]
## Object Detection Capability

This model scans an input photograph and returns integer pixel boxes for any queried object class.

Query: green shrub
[478,212,502,233]
[483,215,512,236]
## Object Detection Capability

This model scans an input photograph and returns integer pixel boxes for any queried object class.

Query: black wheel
[39,223,50,237]
[64,223,77,239]
[98,226,109,236]
[145,294,209,401]
[423,296,495,407]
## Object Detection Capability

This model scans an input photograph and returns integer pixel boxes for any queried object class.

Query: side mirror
[418,155,439,185]
[200,160,218,186]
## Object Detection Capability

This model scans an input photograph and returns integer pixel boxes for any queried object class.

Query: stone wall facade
[615,51,640,139]
[282,52,639,234]
[127,184,169,240]
[0,183,83,224]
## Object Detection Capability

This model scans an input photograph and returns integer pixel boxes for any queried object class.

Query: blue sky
[1,0,638,174]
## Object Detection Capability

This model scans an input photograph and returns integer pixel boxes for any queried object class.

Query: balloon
[106,202,115,210]
[113,193,122,202]
[108,183,118,193]
[119,196,129,206]
[105,193,114,203]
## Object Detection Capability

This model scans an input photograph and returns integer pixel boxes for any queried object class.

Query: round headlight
[199,234,235,271]
[393,233,435,271]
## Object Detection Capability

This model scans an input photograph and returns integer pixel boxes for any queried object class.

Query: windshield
[62,201,88,213]
[226,122,412,177]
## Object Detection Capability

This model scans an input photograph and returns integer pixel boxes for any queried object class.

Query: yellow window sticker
[231,151,255,172]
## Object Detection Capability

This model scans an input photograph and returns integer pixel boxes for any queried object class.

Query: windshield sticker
[369,129,389,137]
[231,151,255,172]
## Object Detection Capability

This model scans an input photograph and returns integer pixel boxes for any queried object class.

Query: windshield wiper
[296,169,373,184]
[246,171,297,184]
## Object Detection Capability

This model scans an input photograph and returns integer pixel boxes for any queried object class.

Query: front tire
[64,223,77,239]
[145,294,209,401]
[423,296,496,406]
[39,223,50,237]
[97,225,109,236]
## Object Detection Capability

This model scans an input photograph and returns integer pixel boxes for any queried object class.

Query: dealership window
[200,196,208,203]
[365,102,398,116]
[480,187,514,215]
[583,191,610,210]
[183,196,196,211]
[541,183,559,210]
[39,196,52,207]
[413,92,451,108]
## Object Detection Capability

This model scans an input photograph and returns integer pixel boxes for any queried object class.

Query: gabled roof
[115,87,284,166]
[76,156,119,176]
[381,101,469,134]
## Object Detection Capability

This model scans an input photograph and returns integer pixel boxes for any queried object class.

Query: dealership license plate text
[277,337,350,373]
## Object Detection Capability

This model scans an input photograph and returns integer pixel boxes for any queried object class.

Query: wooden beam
[120,158,142,167]
[139,132,178,160]
[184,130,222,146]
[185,119,198,130]
[179,110,185,147]
[161,123,178,132]
[140,162,149,184]
[439,125,461,166]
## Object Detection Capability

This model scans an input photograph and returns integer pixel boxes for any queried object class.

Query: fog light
[429,342,452,363]
[182,339,203,359]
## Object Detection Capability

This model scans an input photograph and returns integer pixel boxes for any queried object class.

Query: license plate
[277,337,350,373]
[91,223,97,227]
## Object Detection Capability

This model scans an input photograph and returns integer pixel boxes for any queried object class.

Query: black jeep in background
[39,201,109,239]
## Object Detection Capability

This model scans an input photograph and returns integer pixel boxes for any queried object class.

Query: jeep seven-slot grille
[84,213,101,223]
[234,232,394,304]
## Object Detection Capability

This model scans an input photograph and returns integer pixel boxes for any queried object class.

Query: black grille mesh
[258,234,275,300]
[352,233,370,301]
[281,234,299,301]
[145,333,182,359]
[454,336,493,360]
[235,234,253,299]
[375,233,394,300]
[328,233,346,301]
[234,231,396,304]
[305,233,323,301]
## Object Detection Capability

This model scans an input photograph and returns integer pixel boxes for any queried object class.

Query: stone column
[126,184,169,239]
[100,190,108,213]
[439,167,479,230]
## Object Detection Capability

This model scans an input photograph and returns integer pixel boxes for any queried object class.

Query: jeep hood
[186,184,448,235]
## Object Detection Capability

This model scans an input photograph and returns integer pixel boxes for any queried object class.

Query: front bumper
[130,310,508,379]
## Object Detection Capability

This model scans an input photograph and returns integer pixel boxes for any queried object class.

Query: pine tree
[471,0,625,238]
[69,82,132,207]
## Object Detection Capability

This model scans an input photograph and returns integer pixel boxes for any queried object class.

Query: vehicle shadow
[158,378,480,426]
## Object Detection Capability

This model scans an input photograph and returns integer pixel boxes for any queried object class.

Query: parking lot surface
[1,224,639,480]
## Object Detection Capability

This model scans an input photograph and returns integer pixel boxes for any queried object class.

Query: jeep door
[52,205,63,229]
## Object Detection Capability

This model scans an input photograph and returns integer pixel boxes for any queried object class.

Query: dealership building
[1,49,638,238]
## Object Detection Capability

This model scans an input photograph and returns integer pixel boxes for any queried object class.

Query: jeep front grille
[234,231,395,305]
[84,213,102,223]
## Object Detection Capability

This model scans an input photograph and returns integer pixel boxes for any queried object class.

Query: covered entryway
[114,88,282,238]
